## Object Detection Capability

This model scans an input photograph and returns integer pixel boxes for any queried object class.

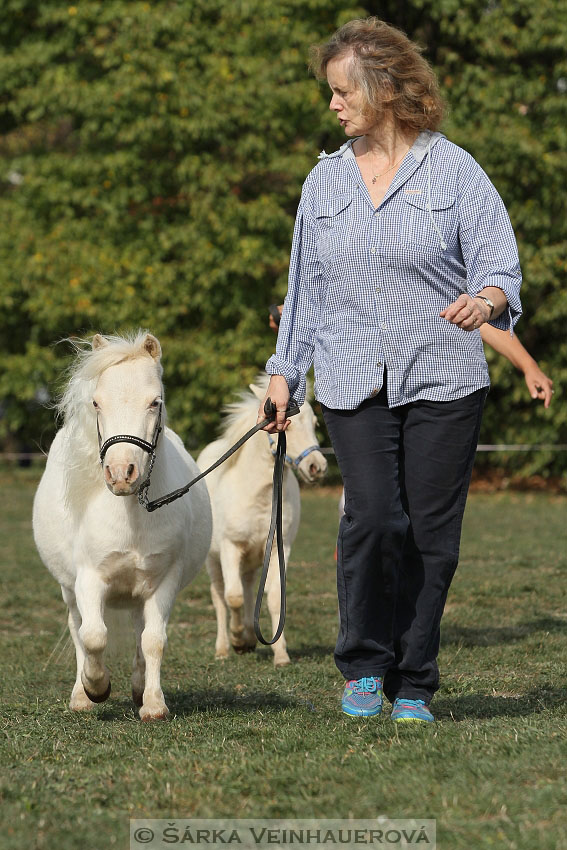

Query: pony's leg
[207,556,230,660]
[75,568,111,702]
[138,575,177,721]
[265,548,291,668]
[220,539,254,653]
[62,587,94,712]
[131,606,145,707]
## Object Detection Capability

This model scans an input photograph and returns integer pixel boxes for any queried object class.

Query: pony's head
[59,331,165,497]
[248,377,328,483]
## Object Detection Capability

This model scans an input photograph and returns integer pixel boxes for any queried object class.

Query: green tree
[0,0,362,447]
[1,0,565,475]
[409,0,567,476]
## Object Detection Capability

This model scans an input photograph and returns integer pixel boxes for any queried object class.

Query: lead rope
[138,419,267,512]
[254,422,287,646]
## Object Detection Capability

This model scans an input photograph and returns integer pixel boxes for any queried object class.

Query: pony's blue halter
[267,434,320,469]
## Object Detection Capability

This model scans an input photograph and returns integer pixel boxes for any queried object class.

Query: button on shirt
[266,131,523,409]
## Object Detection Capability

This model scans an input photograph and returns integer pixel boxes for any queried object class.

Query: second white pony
[197,377,327,668]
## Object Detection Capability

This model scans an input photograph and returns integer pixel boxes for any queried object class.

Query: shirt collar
[411,130,444,162]
[319,130,444,162]
[318,139,355,160]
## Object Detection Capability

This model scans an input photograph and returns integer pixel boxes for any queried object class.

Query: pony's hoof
[274,657,291,668]
[232,643,256,655]
[132,688,144,707]
[83,680,111,704]
[69,691,95,712]
[140,705,169,722]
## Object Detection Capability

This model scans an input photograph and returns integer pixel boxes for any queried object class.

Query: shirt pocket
[401,192,456,252]
[314,193,353,268]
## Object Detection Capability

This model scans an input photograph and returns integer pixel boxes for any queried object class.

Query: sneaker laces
[352,677,380,694]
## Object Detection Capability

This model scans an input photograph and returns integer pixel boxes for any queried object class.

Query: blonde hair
[309,17,445,132]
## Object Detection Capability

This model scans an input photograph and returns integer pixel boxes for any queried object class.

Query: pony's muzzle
[298,451,328,483]
[104,461,140,495]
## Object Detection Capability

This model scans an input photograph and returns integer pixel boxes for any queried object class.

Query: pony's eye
[92,400,99,410]
[149,399,161,410]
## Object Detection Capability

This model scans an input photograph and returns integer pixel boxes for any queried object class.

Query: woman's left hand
[523,365,554,408]
[440,294,490,331]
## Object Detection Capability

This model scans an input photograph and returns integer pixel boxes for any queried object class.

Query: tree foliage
[1,0,565,473]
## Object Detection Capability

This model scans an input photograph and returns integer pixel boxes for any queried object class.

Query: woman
[258,18,523,723]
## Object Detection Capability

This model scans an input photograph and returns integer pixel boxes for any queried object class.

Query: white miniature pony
[33,332,212,721]
[197,377,327,668]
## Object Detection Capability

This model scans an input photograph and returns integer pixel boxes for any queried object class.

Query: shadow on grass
[441,616,566,647]
[94,689,300,720]
[288,644,334,661]
[168,688,300,716]
[90,686,565,722]
[435,687,567,721]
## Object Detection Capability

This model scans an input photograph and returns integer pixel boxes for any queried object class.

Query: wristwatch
[474,295,494,318]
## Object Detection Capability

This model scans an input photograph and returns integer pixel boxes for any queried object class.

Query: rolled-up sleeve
[265,195,324,405]
[459,167,522,332]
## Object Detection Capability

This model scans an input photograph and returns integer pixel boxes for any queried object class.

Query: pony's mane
[218,374,312,462]
[58,331,163,424]
[220,377,267,448]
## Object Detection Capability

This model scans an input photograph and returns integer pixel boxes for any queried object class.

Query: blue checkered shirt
[266,131,522,409]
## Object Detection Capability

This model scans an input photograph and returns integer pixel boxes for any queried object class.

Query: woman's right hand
[257,375,291,433]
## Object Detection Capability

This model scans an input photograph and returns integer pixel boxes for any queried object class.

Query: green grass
[1,466,566,850]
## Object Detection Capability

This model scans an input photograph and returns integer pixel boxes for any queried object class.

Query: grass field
[1,466,566,850]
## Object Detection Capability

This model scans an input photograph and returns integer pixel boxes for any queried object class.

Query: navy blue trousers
[322,384,487,704]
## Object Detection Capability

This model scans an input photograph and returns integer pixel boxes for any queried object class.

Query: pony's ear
[248,383,265,401]
[92,334,107,350]
[143,333,162,361]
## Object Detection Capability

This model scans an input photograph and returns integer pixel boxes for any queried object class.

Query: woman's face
[327,54,372,136]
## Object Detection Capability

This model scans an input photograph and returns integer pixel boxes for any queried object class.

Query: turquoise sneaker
[391,698,435,724]
[341,677,383,717]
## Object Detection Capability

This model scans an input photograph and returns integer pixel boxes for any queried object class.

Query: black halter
[97,403,164,489]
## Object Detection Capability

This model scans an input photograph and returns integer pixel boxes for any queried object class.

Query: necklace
[369,147,410,184]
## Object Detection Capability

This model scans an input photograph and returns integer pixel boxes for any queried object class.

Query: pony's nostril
[310,463,318,477]
[104,465,114,484]
[126,464,135,481]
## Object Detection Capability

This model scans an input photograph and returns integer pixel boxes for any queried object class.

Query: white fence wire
[2,444,567,463]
